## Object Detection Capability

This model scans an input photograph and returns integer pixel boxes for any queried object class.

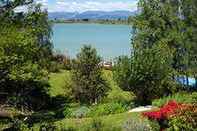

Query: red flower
[143,100,184,121]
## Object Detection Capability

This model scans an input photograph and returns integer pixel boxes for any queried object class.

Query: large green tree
[132,0,187,73]
[181,0,197,86]
[0,0,52,111]
[72,45,110,104]
[114,44,177,105]
[115,0,197,104]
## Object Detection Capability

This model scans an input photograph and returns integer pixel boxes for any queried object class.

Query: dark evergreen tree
[72,45,110,104]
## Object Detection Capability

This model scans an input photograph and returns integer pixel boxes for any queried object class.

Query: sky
[35,0,138,12]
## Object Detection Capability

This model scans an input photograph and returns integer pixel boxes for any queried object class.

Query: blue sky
[35,0,138,12]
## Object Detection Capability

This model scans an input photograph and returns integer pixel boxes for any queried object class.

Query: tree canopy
[72,45,110,104]
[0,0,53,111]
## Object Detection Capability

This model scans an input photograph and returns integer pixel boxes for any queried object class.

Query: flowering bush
[143,100,184,121]
[142,100,187,130]
[167,104,197,131]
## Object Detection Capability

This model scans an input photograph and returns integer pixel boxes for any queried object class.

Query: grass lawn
[48,69,120,97]
[48,70,72,96]
[36,70,142,130]
[33,112,141,131]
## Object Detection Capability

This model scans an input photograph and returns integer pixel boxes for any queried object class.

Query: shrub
[63,106,73,118]
[4,119,30,131]
[39,123,57,131]
[152,92,197,107]
[148,120,160,131]
[143,100,184,121]
[71,106,90,118]
[89,118,104,131]
[113,44,177,105]
[122,117,151,131]
[88,102,127,117]
[167,104,197,131]
[72,45,110,104]
[105,89,136,108]
[27,111,56,124]
[143,100,196,130]
[48,61,63,73]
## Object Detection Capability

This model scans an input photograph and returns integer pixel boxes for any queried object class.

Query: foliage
[143,100,196,130]
[132,0,188,73]
[122,117,151,131]
[131,0,197,87]
[167,104,197,131]
[88,102,127,117]
[152,92,197,107]
[71,106,90,118]
[105,89,135,107]
[148,120,160,131]
[71,45,110,104]
[113,56,131,90]
[114,44,178,105]
[88,118,104,131]
[49,50,72,72]
[143,101,184,121]
[0,0,53,111]
[39,122,57,131]
[32,112,140,131]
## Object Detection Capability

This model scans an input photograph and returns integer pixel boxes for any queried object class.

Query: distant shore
[50,19,130,25]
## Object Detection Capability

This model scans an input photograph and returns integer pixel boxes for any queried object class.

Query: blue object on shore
[176,76,196,87]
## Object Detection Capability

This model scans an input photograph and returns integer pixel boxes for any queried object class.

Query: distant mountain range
[48,10,138,20]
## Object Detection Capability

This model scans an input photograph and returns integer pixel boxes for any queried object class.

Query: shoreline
[51,20,130,26]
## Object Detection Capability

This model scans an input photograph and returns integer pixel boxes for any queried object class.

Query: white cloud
[48,1,138,12]
[36,0,48,6]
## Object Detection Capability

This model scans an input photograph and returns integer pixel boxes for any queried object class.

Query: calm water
[52,23,131,60]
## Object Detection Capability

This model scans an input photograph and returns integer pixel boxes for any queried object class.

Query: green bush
[85,118,121,131]
[105,89,136,108]
[39,122,57,131]
[49,61,64,73]
[122,118,152,131]
[88,102,127,117]
[27,111,56,124]
[152,92,197,107]
[167,104,197,131]
[89,118,104,131]
[71,106,90,118]
[63,106,73,118]
[62,105,90,118]
[148,120,160,131]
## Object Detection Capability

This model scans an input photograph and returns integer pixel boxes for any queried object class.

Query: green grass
[48,70,121,97]
[43,70,139,130]
[48,70,72,96]
[32,112,141,130]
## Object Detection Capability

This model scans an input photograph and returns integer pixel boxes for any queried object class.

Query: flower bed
[142,100,188,130]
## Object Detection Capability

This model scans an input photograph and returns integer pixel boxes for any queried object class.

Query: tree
[113,56,131,91]
[115,0,197,104]
[72,45,110,104]
[114,44,178,105]
[131,0,188,73]
[181,0,197,87]
[0,0,52,111]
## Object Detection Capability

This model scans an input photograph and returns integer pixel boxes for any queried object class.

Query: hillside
[48,10,138,20]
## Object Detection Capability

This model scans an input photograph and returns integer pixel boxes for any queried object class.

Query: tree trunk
[186,75,189,87]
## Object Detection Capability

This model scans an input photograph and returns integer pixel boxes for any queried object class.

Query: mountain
[48,10,138,20]
[48,12,79,20]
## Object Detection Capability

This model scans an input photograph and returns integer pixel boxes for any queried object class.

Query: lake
[52,23,132,60]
